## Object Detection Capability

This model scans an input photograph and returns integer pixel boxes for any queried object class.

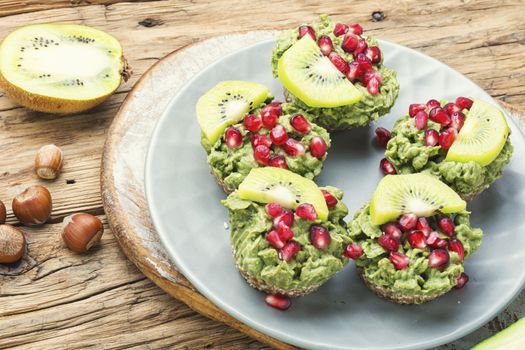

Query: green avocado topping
[223,186,351,292]
[348,205,483,299]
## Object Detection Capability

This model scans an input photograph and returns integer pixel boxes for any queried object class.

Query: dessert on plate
[271,15,400,130]
[222,167,352,297]
[382,97,513,200]
[197,80,331,193]
[348,173,483,304]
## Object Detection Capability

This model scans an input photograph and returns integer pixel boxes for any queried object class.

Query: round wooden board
[101,32,525,350]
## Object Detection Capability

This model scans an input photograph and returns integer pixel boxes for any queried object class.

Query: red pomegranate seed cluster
[297,23,383,95]
[407,96,473,149]
[225,102,328,167]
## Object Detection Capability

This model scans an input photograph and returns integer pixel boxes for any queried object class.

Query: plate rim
[145,37,525,350]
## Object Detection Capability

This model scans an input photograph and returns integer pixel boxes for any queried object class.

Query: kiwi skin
[0,56,131,115]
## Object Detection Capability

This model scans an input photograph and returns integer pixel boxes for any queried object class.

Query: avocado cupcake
[382,97,513,200]
[197,81,332,193]
[223,167,351,297]
[347,173,483,304]
[271,15,400,131]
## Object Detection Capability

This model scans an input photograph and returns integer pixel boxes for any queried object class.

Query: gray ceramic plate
[145,38,525,350]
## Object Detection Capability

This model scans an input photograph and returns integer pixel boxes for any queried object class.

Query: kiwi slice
[0,24,129,114]
[277,35,362,108]
[370,174,466,226]
[446,99,509,166]
[196,81,270,145]
[238,167,329,221]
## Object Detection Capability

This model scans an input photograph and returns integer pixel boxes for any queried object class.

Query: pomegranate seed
[309,225,331,250]
[296,203,317,221]
[267,101,283,112]
[424,129,439,146]
[455,96,473,110]
[322,190,338,208]
[270,124,289,145]
[265,203,283,218]
[261,108,279,129]
[362,69,381,85]
[414,110,428,130]
[310,136,327,158]
[450,111,465,131]
[298,25,316,40]
[438,217,455,236]
[426,99,441,110]
[449,238,465,262]
[379,158,396,175]
[341,34,358,52]
[243,114,262,132]
[390,252,410,270]
[279,241,301,261]
[268,155,288,169]
[225,127,242,149]
[383,222,403,241]
[375,127,391,147]
[407,230,427,249]
[428,249,450,268]
[399,213,418,231]
[333,23,349,37]
[454,272,469,289]
[273,210,294,228]
[417,217,431,236]
[290,114,311,134]
[378,234,400,252]
[367,77,381,95]
[356,53,372,71]
[349,23,363,36]
[346,61,362,82]
[344,243,363,259]
[276,221,294,241]
[318,35,333,56]
[265,294,291,311]
[251,134,272,148]
[253,145,270,165]
[426,231,442,247]
[354,38,368,55]
[282,139,306,156]
[328,51,349,74]
[439,128,457,150]
[266,230,285,249]
[409,104,426,117]
[365,46,381,64]
[444,103,461,116]
[429,107,451,127]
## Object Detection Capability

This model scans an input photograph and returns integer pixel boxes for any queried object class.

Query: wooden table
[0,1,523,349]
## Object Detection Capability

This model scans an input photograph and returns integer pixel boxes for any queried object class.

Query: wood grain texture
[0,0,524,349]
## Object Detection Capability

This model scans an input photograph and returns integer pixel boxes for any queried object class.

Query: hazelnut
[12,185,52,226]
[0,200,6,224]
[62,213,104,253]
[0,224,26,263]
[35,144,63,180]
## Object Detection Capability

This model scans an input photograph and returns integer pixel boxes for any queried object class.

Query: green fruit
[0,24,130,114]
[370,173,466,226]
[446,99,509,166]
[196,81,270,145]
[472,316,525,350]
[238,167,329,221]
[277,35,362,108]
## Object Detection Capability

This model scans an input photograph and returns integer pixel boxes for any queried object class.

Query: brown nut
[0,224,26,263]
[62,213,104,253]
[35,144,63,180]
[12,185,52,226]
[0,200,6,224]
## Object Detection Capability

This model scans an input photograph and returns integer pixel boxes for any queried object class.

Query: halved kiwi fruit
[370,173,466,225]
[238,167,329,221]
[196,81,270,145]
[0,24,130,114]
[446,99,509,166]
[277,35,362,108]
